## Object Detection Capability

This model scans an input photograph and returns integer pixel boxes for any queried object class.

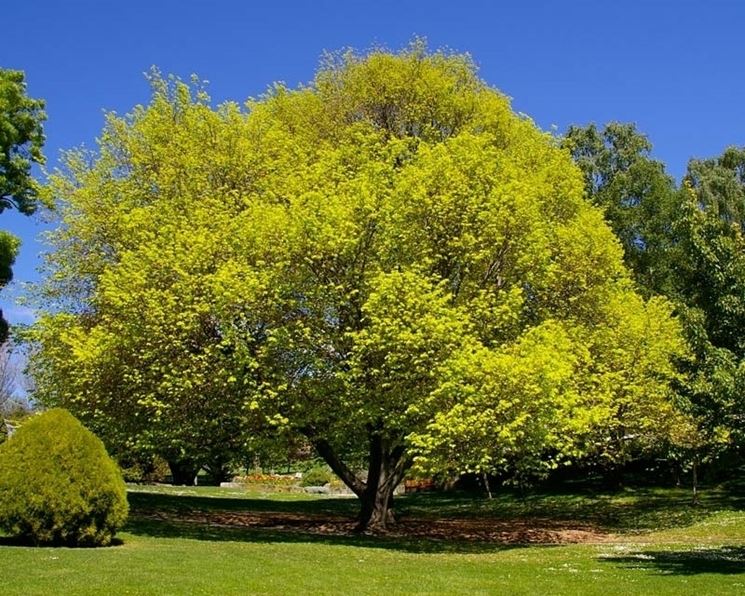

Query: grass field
[1,483,743,595]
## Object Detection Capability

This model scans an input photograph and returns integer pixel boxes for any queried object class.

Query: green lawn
[1,484,743,595]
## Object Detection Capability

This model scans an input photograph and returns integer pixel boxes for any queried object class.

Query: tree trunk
[482,470,493,500]
[604,463,624,491]
[168,459,199,486]
[306,427,409,534]
[355,433,408,533]
[203,453,233,485]
[202,462,231,486]
[358,481,397,531]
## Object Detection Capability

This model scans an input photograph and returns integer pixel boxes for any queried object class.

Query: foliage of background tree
[0,69,45,214]
[0,69,46,342]
[30,45,686,531]
[565,124,744,481]
[562,123,679,297]
[0,408,128,545]
[674,152,745,455]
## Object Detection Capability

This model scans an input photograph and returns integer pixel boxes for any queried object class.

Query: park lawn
[0,485,743,595]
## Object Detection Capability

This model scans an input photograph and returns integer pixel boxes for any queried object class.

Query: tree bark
[604,463,624,491]
[202,461,231,486]
[355,435,409,532]
[304,426,409,533]
[482,470,493,500]
[168,459,199,486]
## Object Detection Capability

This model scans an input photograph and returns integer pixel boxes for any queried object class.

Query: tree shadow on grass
[128,491,360,516]
[0,535,124,548]
[123,486,745,555]
[397,486,745,533]
[601,546,745,575]
[126,491,615,554]
[123,514,543,554]
[129,486,745,533]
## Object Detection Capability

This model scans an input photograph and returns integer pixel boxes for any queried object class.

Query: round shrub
[0,408,128,546]
[301,465,333,487]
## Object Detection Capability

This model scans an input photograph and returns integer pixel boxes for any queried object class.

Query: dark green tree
[673,150,745,451]
[0,69,46,341]
[562,122,678,296]
[1,69,46,214]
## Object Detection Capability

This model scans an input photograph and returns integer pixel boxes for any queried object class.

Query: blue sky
[3,0,745,324]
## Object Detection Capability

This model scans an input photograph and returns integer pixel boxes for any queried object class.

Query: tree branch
[303,431,366,497]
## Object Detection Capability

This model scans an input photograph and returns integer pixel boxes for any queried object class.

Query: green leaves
[0,69,46,215]
[563,123,678,297]
[29,46,685,488]
[0,69,47,341]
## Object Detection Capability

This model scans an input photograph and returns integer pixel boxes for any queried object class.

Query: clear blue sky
[3,0,745,324]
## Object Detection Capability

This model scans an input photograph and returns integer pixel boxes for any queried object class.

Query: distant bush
[241,472,298,492]
[301,465,333,487]
[0,408,128,546]
[119,454,170,484]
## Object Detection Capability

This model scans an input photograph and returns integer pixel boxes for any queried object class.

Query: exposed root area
[135,508,615,544]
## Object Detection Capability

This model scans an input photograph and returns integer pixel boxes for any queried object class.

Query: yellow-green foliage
[29,43,688,485]
[0,408,128,546]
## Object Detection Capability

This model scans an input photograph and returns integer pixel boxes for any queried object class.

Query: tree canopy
[562,122,679,297]
[30,46,686,530]
[0,69,45,215]
[0,69,46,342]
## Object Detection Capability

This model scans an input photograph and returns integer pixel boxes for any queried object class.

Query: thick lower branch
[306,435,366,497]
[389,449,412,490]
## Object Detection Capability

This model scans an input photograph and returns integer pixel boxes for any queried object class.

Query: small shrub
[119,460,145,483]
[119,454,170,484]
[327,476,349,493]
[301,465,333,487]
[0,408,128,546]
[143,456,171,483]
[241,473,298,492]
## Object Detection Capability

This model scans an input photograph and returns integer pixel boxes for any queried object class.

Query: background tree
[30,46,685,531]
[562,123,678,297]
[673,152,745,456]
[565,123,744,481]
[0,69,46,342]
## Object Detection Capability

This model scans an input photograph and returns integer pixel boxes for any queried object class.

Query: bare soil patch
[136,508,616,544]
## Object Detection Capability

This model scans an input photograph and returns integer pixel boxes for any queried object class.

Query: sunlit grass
[1,484,743,595]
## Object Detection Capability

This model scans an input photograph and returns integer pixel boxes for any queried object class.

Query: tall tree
[673,151,745,451]
[30,46,685,531]
[562,122,678,296]
[0,69,46,341]
[565,123,744,471]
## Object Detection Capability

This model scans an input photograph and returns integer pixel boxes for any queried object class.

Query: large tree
[30,47,685,530]
[0,69,46,341]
